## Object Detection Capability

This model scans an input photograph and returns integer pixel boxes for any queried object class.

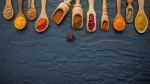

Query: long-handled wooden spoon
[14,0,27,30]
[86,0,96,32]
[126,0,133,23]
[27,0,37,20]
[101,0,109,32]
[35,0,49,32]
[113,0,126,32]
[3,0,14,20]
[72,0,83,29]
[51,0,72,25]
[135,0,148,33]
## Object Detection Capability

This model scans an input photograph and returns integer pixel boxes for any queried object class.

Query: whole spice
[126,9,133,23]
[88,14,95,31]
[73,14,82,29]
[101,21,108,32]
[113,17,125,31]
[135,14,148,32]
[3,6,14,20]
[67,32,75,42]
[27,7,36,20]
[52,9,64,24]
[35,18,48,32]
[14,16,26,30]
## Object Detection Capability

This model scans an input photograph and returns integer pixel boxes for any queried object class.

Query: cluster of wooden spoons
[2,0,149,34]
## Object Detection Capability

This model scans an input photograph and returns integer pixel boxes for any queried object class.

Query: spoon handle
[116,0,121,16]
[18,0,23,14]
[41,0,47,16]
[127,0,133,7]
[31,0,35,8]
[6,0,12,6]
[28,0,31,8]
[138,0,144,12]
[76,0,80,4]
[88,0,95,10]
[102,0,107,15]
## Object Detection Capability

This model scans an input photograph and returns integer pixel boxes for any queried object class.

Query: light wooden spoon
[86,0,96,32]
[126,0,133,23]
[3,0,14,20]
[113,0,126,32]
[135,0,148,33]
[35,0,49,32]
[72,0,83,29]
[101,0,109,32]
[27,0,37,20]
[51,0,72,25]
[14,0,27,30]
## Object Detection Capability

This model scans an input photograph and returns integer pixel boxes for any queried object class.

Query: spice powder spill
[3,6,14,20]
[88,14,95,31]
[113,17,125,31]
[135,14,148,32]
[35,18,48,32]
[52,9,64,24]
[27,7,36,20]
[73,14,82,29]
[101,21,108,32]
[14,16,26,30]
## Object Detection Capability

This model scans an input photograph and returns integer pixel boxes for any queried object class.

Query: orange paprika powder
[35,18,48,32]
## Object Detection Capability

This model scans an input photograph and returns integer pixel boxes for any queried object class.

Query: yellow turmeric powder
[113,17,126,32]
[14,16,26,30]
[135,14,148,32]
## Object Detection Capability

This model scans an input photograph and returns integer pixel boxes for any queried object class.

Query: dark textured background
[0,0,150,84]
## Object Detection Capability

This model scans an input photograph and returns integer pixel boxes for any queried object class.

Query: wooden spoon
[51,0,72,25]
[126,0,133,23]
[35,0,49,32]
[27,0,37,20]
[135,0,148,33]
[14,0,27,30]
[3,0,14,20]
[113,0,126,32]
[86,0,96,32]
[72,0,83,29]
[101,0,109,32]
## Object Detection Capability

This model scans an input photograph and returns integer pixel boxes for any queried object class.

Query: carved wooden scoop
[72,0,83,29]
[86,0,96,32]
[51,0,72,25]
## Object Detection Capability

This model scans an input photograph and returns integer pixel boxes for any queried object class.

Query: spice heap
[14,16,26,30]
[35,18,48,32]
[3,6,14,20]
[88,14,95,31]
[73,14,82,29]
[101,21,108,32]
[67,32,75,42]
[52,9,64,24]
[27,7,36,20]
[113,17,125,31]
[135,14,148,32]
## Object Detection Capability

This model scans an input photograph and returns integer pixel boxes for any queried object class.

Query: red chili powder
[88,14,95,31]
[101,21,108,32]
[36,18,48,31]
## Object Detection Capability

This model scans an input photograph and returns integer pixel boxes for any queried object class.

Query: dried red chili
[35,18,48,32]
[88,14,95,31]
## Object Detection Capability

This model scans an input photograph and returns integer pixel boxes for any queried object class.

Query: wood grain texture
[0,0,150,84]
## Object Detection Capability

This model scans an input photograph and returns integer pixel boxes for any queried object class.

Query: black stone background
[0,0,150,84]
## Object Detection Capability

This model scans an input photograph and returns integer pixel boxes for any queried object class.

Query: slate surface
[0,0,150,84]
